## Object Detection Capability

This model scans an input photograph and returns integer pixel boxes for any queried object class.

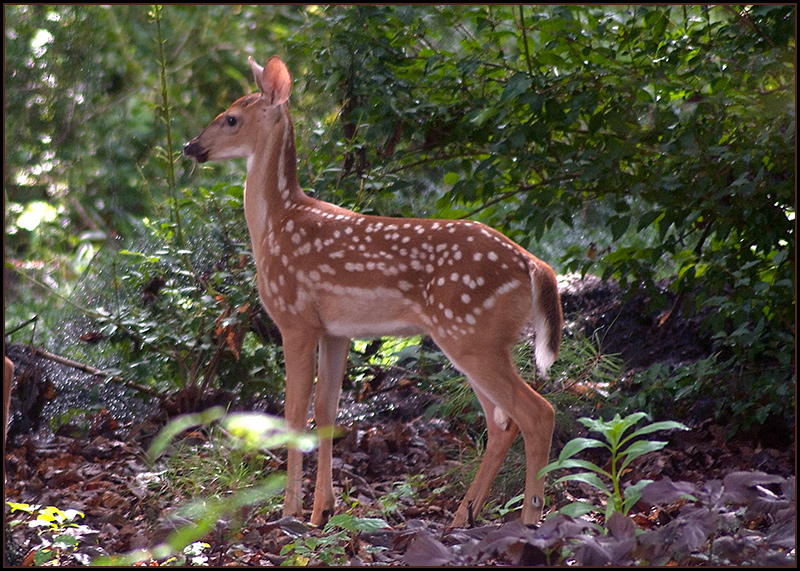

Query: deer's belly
[324,319,425,340]
[313,284,427,339]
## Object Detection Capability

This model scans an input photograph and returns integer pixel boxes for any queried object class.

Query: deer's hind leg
[441,341,555,527]
[451,386,520,527]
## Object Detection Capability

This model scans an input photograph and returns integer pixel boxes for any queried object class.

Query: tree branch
[461,175,580,219]
[722,5,777,48]
[27,344,160,397]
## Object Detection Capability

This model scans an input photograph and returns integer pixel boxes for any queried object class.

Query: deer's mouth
[183,139,209,163]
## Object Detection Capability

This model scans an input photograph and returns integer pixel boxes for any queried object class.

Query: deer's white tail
[527,257,563,374]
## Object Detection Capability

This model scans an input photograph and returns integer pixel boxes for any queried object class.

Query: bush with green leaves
[617,354,794,439]
[95,183,287,400]
[292,4,794,434]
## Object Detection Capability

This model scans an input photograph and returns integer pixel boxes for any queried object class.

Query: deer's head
[183,56,293,164]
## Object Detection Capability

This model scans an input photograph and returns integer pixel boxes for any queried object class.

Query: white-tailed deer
[184,56,563,528]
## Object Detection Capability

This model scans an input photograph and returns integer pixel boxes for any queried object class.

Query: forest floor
[3,275,795,566]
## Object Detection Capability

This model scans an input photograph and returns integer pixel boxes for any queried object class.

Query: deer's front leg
[281,330,319,520]
[310,335,350,526]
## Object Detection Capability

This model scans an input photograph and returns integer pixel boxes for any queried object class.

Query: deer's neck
[244,104,306,235]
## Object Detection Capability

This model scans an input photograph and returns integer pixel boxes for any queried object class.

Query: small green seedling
[539,412,689,520]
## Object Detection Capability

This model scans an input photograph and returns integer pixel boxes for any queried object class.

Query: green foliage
[618,354,794,438]
[539,412,689,520]
[280,513,390,566]
[616,355,724,419]
[377,475,426,522]
[73,182,286,399]
[147,407,315,503]
[4,5,306,251]
[290,5,794,431]
[480,493,525,523]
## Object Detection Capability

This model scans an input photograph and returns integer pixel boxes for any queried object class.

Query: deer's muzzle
[183,139,209,163]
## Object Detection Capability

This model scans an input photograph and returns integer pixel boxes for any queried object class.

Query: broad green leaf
[501,73,532,101]
[443,172,460,185]
[554,472,612,496]
[609,214,630,241]
[468,107,496,127]
[557,437,608,461]
[53,534,80,549]
[637,209,664,231]
[538,458,611,479]
[625,420,689,442]
[33,549,56,566]
[620,439,668,459]
[621,479,653,514]
[619,440,668,473]
[557,501,597,517]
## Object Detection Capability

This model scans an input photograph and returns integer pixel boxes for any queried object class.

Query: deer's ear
[250,56,292,106]
[249,57,265,90]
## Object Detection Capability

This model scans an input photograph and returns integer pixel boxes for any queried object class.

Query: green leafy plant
[74,181,286,404]
[617,354,794,439]
[280,513,390,566]
[614,355,725,420]
[377,475,427,521]
[539,412,689,520]
[145,407,315,519]
[481,493,525,522]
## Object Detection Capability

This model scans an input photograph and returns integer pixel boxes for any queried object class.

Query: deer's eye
[226,116,237,127]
